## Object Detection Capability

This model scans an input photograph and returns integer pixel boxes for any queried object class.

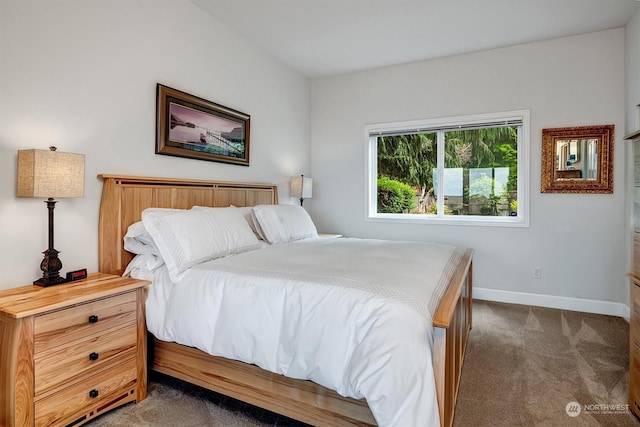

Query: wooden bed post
[432,327,447,425]
[432,259,473,427]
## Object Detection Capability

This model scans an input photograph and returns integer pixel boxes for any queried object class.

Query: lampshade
[17,148,85,198]
[291,175,312,199]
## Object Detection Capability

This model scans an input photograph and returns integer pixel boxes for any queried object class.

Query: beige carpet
[87,301,640,426]
[454,301,638,427]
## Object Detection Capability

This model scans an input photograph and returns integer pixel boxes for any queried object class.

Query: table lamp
[17,147,85,286]
[291,174,312,206]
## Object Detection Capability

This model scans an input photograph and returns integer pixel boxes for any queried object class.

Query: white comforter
[130,237,463,427]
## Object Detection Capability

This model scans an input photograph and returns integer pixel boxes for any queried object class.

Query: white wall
[0,0,310,289]
[310,29,627,314]
[0,1,629,315]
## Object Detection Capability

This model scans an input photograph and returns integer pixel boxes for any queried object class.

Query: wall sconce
[17,147,85,286]
[290,174,312,206]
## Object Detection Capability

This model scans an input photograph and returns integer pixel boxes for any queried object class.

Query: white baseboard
[474,287,630,321]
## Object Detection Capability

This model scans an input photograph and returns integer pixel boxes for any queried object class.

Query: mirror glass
[541,125,614,193]
[554,138,598,181]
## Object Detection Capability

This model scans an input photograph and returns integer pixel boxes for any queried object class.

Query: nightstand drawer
[632,340,640,374]
[35,322,137,398]
[633,283,640,322]
[632,365,640,416]
[35,358,137,427]
[34,291,136,353]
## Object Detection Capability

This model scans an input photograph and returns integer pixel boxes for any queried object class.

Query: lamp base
[33,248,69,287]
[34,276,69,287]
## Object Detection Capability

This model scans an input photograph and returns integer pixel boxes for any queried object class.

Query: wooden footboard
[432,252,473,427]
[98,175,473,427]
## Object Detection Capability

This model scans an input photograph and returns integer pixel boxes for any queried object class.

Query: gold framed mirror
[541,124,614,193]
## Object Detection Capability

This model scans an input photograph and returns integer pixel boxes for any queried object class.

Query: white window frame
[365,110,530,227]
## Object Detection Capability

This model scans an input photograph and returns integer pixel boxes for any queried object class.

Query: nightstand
[0,273,150,427]
[630,277,640,417]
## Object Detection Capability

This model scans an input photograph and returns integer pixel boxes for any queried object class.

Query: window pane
[443,127,518,216]
[376,132,437,214]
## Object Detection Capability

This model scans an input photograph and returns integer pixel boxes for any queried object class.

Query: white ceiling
[190,0,639,78]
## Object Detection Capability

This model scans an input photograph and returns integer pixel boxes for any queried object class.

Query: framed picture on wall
[156,84,250,166]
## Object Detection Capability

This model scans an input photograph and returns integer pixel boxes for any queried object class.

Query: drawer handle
[88,315,99,324]
[89,389,99,399]
[89,352,99,361]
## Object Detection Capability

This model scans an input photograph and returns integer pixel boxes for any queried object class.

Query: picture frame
[541,124,614,194]
[156,84,250,166]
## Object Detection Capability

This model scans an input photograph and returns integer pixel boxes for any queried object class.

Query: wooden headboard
[98,174,278,275]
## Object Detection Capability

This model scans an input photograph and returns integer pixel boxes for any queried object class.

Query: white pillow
[124,209,189,271]
[251,204,318,244]
[142,207,260,281]
[193,205,262,240]
[123,253,164,276]
[124,221,159,256]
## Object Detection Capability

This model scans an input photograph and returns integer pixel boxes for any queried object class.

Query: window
[366,110,529,227]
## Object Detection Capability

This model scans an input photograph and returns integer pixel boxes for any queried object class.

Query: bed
[97,174,473,427]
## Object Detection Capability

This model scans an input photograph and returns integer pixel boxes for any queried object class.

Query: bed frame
[97,174,473,427]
